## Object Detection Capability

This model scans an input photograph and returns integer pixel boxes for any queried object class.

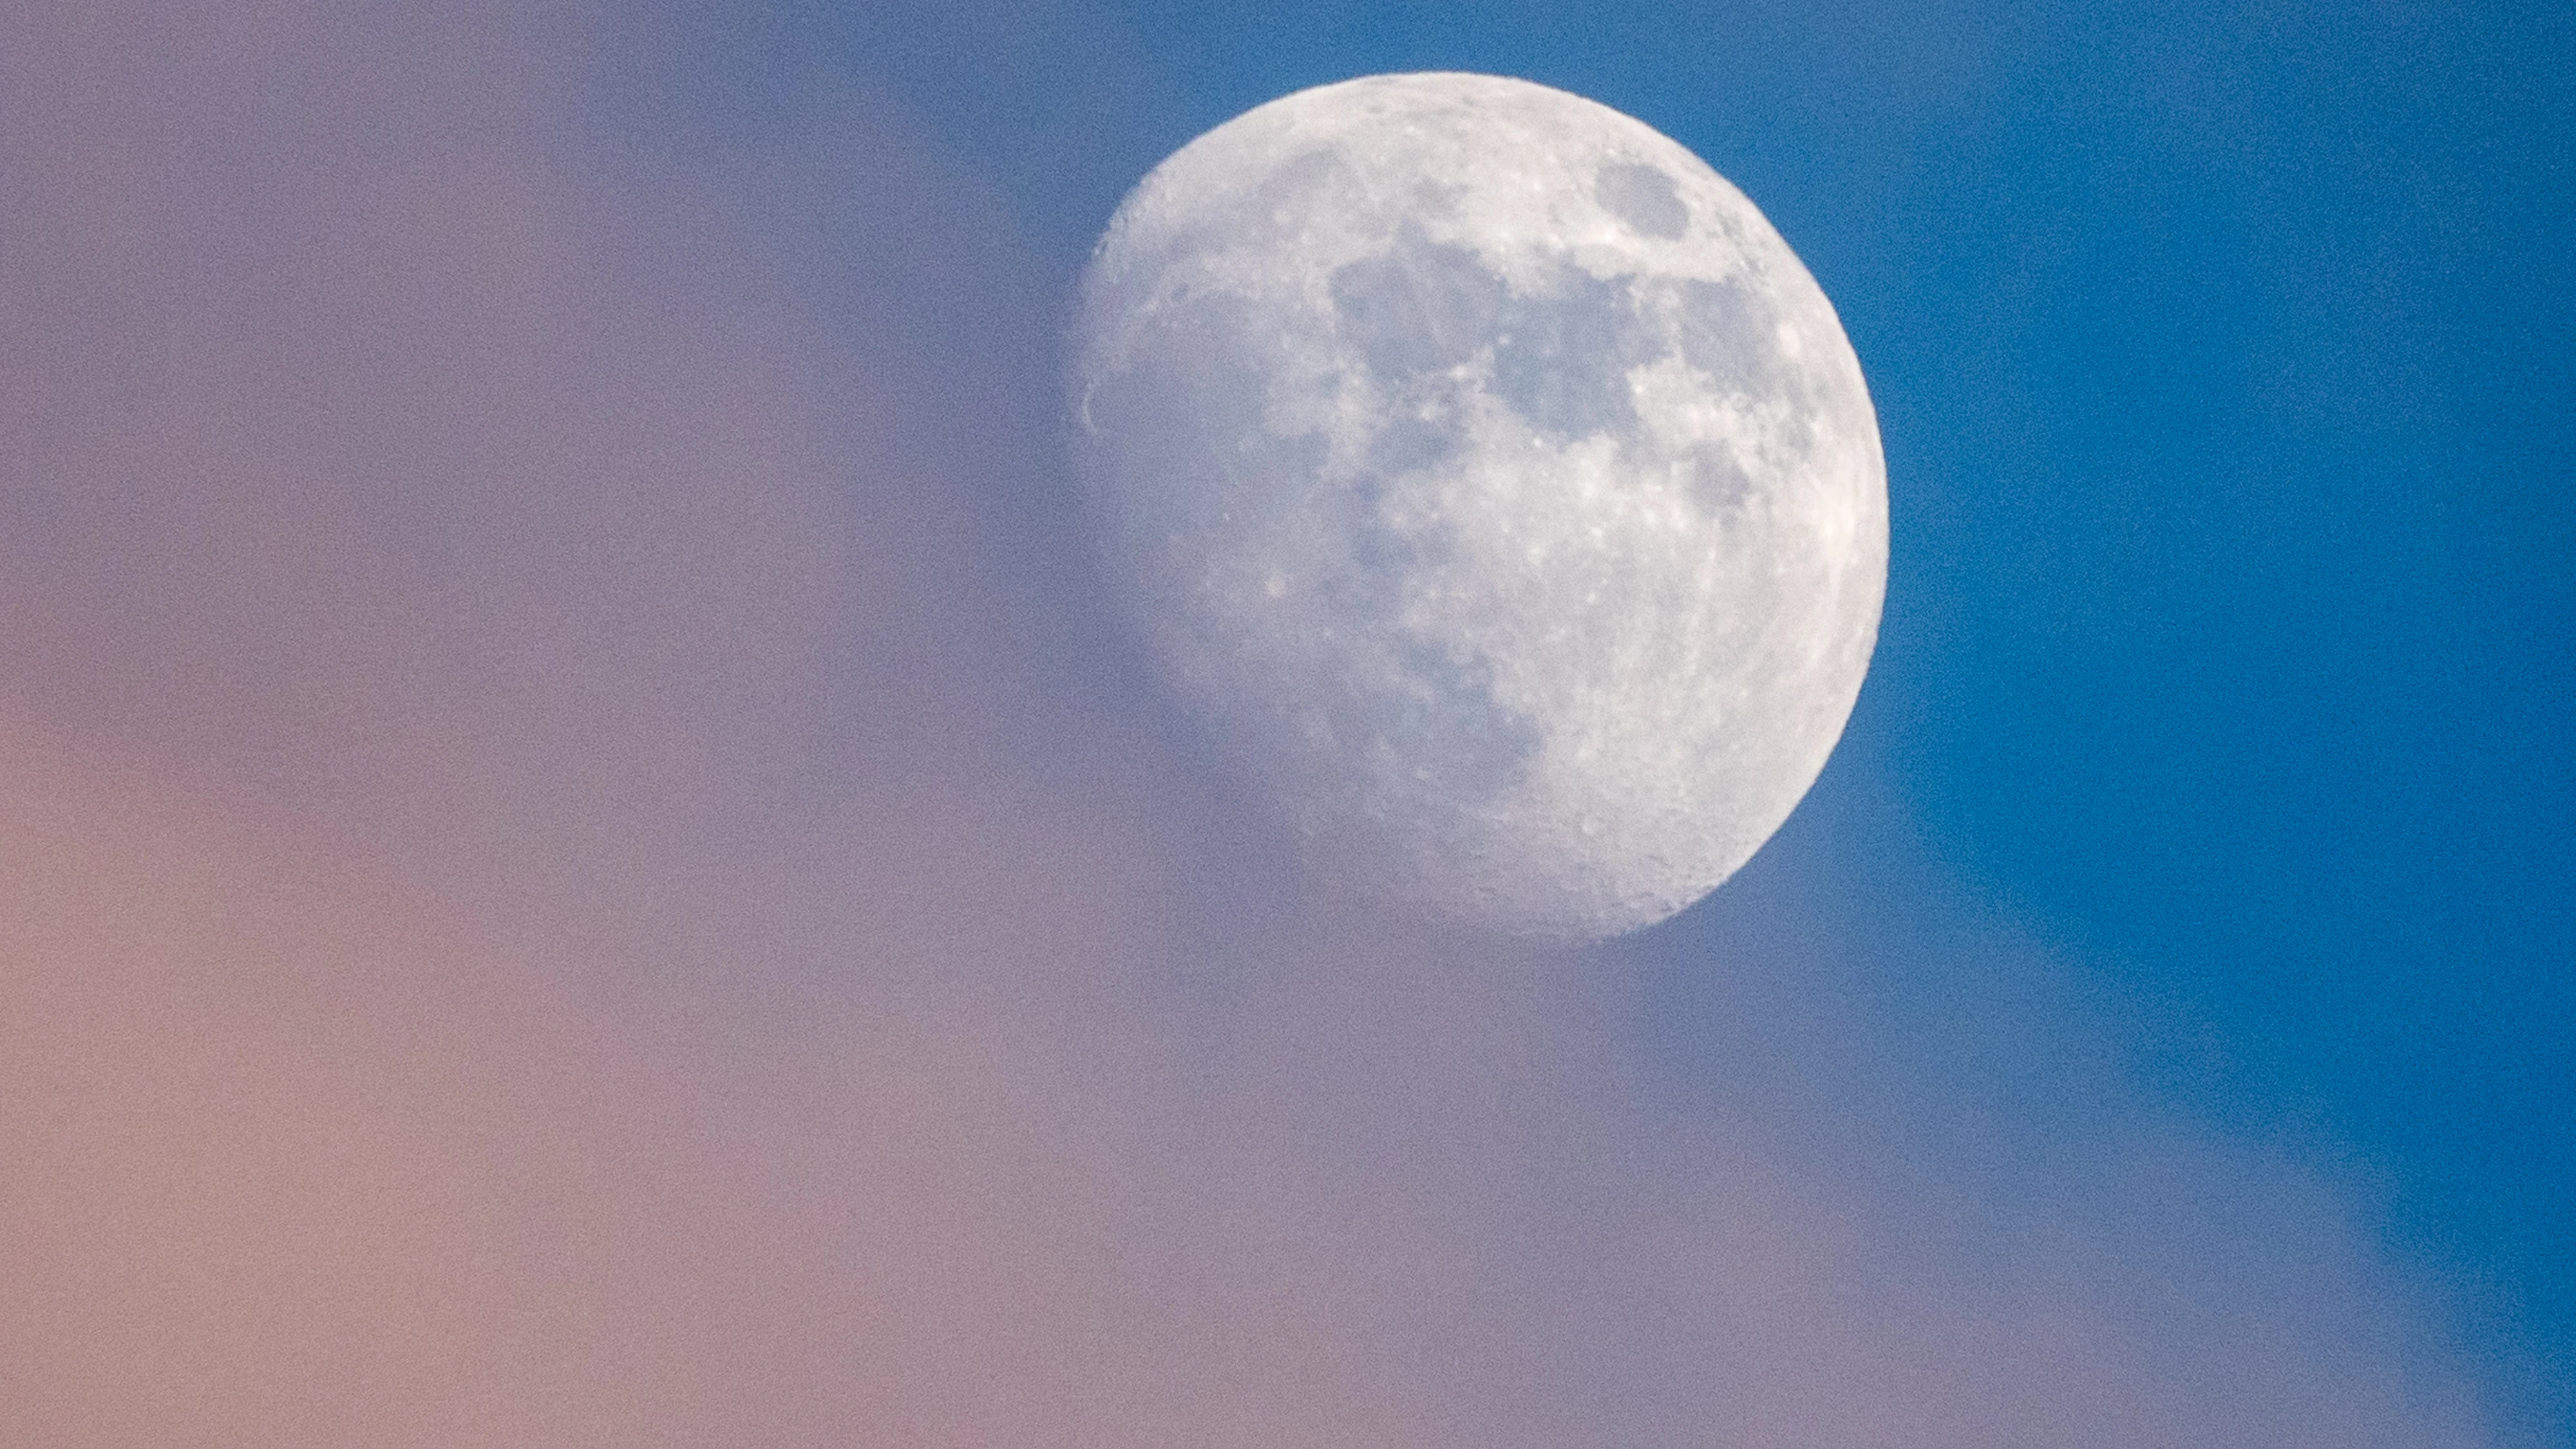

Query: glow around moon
[1070,73,1888,941]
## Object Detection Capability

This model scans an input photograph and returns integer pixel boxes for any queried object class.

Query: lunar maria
[1070,73,1887,942]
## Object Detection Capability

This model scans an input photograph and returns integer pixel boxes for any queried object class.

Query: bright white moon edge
[1070,73,1888,942]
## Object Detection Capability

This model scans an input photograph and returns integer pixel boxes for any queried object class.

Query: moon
[1069,73,1887,942]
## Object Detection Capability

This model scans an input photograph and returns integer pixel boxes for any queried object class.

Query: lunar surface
[1070,73,1887,941]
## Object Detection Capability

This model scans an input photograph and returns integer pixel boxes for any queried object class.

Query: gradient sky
[4,1,2568,1445]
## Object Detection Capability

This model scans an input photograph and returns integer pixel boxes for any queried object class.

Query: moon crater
[1072,73,1888,940]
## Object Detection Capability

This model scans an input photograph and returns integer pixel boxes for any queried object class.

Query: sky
[2,0,2568,1444]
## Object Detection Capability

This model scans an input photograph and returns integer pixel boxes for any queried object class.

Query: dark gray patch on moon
[1331,234,1507,379]
[1676,276,1795,402]
[1492,270,1653,437]
[1332,502,1421,616]
[1369,393,1469,476]
[1689,448,1757,514]
[1595,162,1689,240]
[1245,149,1346,237]
[1674,276,1821,455]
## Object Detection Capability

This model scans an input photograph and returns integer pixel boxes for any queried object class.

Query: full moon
[1070,73,1887,941]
